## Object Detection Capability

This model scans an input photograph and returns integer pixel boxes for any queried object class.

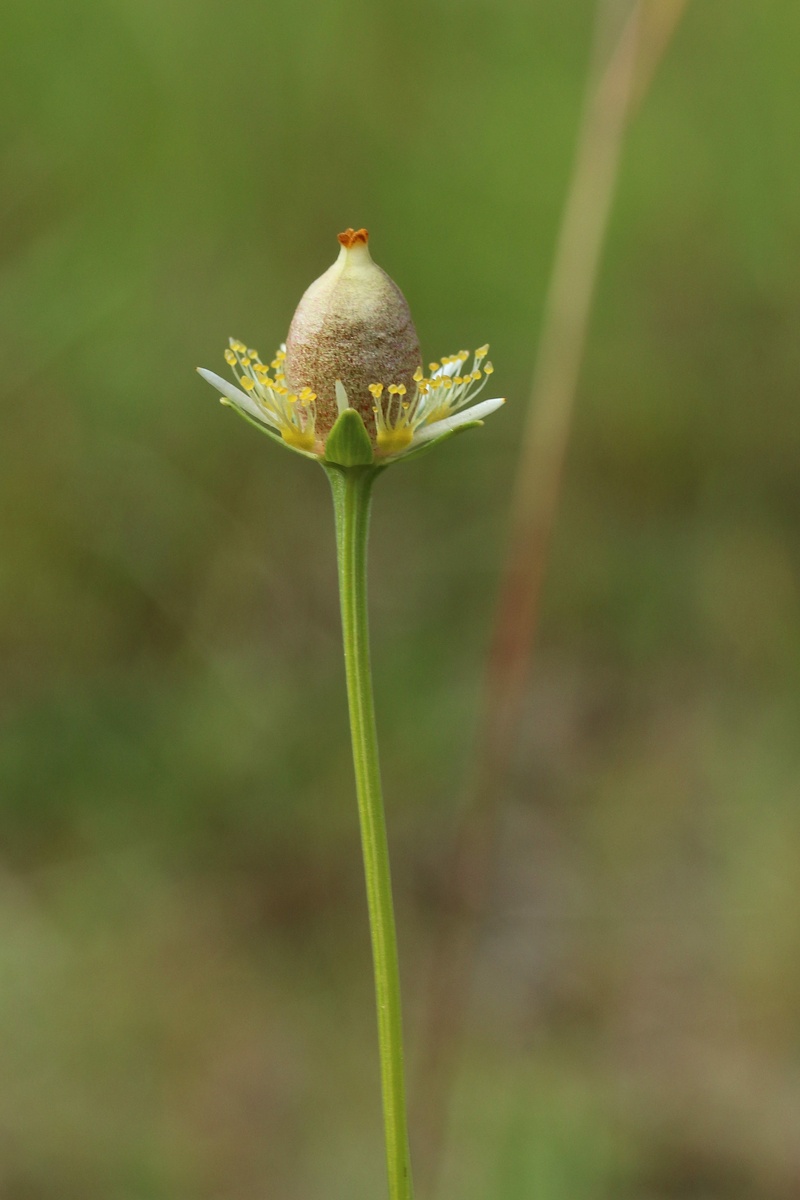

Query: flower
[197,229,504,464]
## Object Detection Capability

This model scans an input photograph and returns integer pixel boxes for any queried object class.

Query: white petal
[197,368,274,426]
[335,379,350,415]
[411,397,505,445]
[431,359,461,380]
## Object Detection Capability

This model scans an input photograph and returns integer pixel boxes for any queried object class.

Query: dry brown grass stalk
[412,3,691,1193]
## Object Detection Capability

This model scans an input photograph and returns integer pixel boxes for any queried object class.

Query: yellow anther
[241,358,250,368]
[388,384,400,395]
[429,362,440,373]
[413,366,424,383]
[472,370,482,381]
[484,361,494,374]
[247,349,259,360]
[443,377,453,389]
[224,349,237,365]
[458,350,469,361]
[475,344,489,359]
[231,340,246,353]
[369,383,384,398]
[430,378,442,389]
[418,381,430,394]
[396,384,407,396]
[288,394,298,403]
[241,377,255,391]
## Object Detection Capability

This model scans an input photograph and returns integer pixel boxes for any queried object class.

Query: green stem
[326,464,414,1200]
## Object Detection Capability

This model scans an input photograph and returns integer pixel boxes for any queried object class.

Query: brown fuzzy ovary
[283,241,421,442]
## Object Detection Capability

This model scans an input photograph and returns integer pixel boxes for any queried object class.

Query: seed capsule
[283,229,422,440]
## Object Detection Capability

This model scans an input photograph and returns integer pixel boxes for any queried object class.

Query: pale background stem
[411,3,690,1194]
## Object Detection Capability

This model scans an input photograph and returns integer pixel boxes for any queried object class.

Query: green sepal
[386,419,484,466]
[323,409,375,467]
[221,400,319,461]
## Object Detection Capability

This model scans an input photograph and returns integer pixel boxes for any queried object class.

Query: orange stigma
[337,227,369,248]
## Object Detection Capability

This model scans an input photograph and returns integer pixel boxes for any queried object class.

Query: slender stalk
[326,464,414,1200]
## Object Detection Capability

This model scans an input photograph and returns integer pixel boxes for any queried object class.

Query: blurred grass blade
[412,2,690,1193]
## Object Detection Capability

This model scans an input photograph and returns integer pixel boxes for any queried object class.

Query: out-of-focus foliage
[1,1,799,1197]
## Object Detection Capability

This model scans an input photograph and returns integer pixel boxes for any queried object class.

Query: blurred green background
[2,0,800,1196]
